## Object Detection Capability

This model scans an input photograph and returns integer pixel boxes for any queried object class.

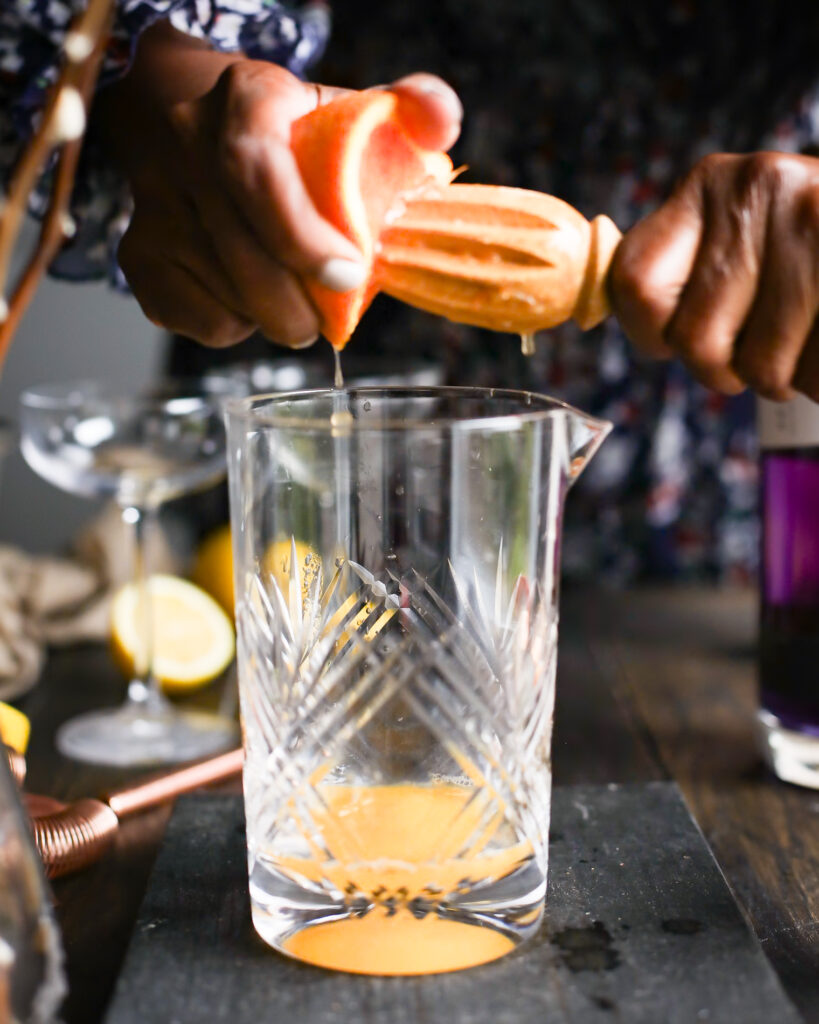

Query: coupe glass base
[758,710,819,789]
[56,704,238,767]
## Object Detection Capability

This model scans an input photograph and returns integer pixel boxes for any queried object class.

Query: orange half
[291,91,453,348]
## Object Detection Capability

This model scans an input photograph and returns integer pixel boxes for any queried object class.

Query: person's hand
[97,22,462,348]
[610,152,819,401]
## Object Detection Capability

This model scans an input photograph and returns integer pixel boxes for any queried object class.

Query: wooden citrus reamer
[377,184,621,337]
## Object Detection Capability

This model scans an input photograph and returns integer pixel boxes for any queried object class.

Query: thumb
[389,73,462,152]
[311,75,461,152]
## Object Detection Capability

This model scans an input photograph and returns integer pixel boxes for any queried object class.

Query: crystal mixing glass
[226,387,610,974]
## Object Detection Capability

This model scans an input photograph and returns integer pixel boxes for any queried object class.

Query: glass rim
[223,384,612,434]
[19,375,242,410]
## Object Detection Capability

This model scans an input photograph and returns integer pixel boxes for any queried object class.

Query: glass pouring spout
[560,398,613,485]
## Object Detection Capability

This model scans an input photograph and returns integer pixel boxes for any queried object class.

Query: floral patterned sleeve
[0,0,331,282]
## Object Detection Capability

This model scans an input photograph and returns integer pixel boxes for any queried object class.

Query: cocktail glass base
[56,704,238,767]
[758,710,819,789]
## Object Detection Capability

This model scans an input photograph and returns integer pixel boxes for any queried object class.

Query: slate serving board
[104,783,800,1024]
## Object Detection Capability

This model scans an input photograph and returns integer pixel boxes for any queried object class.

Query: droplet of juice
[520,332,536,356]
[330,408,353,437]
[333,349,345,390]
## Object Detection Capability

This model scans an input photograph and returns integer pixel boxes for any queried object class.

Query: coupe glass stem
[123,503,168,717]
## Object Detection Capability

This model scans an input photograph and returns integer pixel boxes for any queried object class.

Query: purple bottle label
[762,454,819,606]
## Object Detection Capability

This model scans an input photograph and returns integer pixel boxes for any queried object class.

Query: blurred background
[0,219,161,552]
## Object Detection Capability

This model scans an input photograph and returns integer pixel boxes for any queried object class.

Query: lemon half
[111,575,235,694]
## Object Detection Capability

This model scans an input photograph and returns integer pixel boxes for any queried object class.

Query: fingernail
[291,334,319,350]
[318,258,367,293]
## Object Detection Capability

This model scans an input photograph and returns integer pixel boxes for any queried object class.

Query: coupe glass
[225,386,610,974]
[20,379,239,766]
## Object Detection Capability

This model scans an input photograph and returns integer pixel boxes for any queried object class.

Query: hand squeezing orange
[291,90,455,347]
[291,90,622,347]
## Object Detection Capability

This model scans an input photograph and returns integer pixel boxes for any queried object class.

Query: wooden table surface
[18,586,819,1024]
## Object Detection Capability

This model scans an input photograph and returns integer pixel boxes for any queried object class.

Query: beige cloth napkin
[0,505,181,701]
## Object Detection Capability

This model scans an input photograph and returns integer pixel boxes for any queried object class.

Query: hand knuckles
[213,64,271,138]
[128,282,168,330]
[663,321,727,369]
[741,151,783,185]
[214,61,296,130]
[166,99,196,140]
[690,151,735,187]
[734,349,794,400]
[219,130,254,183]
[755,381,796,402]
[259,307,319,347]
[219,129,285,193]
[214,62,253,109]
[271,322,318,348]
[687,366,737,394]
[116,233,156,303]
[736,151,802,206]
[676,152,735,202]
[127,279,175,331]
[189,314,252,349]
[609,246,664,315]
[795,185,819,238]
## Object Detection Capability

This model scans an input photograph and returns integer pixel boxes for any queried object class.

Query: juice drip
[329,408,354,436]
[329,349,352,436]
[520,332,536,356]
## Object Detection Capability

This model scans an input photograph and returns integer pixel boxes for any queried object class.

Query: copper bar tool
[27,747,243,879]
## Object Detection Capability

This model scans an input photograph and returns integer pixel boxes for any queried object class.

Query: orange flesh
[291,92,454,348]
[265,783,533,975]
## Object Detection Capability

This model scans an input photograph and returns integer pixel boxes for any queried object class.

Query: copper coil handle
[28,747,244,879]
[31,798,119,879]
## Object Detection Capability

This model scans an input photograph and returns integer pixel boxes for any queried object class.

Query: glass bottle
[757,395,819,787]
